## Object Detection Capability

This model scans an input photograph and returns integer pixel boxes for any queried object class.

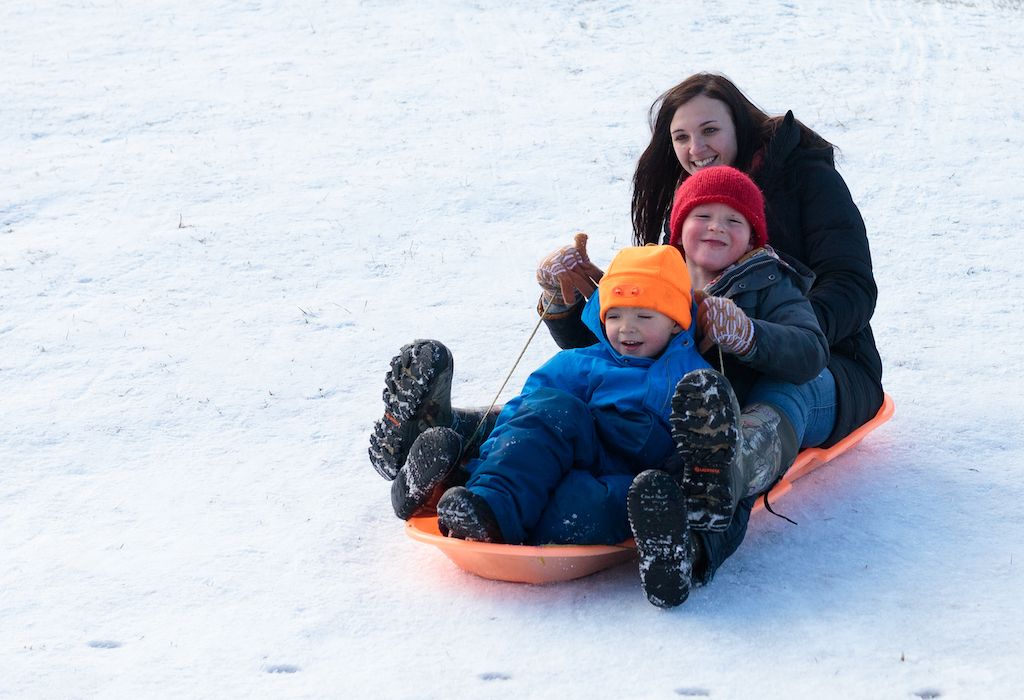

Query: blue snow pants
[463,387,672,546]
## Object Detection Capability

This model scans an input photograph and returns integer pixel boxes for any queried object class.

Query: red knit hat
[599,245,692,331]
[668,166,768,250]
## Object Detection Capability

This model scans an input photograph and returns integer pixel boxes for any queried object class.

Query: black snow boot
[391,427,464,520]
[627,469,695,608]
[670,369,798,533]
[369,340,455,480]
[436,486,504,543]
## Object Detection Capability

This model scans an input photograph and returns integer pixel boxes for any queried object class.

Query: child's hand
[694,291,754,356]
[536,233,604,305]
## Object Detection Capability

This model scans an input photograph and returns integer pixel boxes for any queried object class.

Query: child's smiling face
[604,307,682,358]
[680,202,754,282]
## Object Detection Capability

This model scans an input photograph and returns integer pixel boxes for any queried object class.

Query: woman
[536,73,883,605]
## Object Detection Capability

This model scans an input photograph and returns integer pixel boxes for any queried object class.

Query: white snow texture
[3,0,1023,698]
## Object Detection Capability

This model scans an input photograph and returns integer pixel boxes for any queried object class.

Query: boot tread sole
[671,370,740,533]
[627,470,692,608]
[369,340,453,480]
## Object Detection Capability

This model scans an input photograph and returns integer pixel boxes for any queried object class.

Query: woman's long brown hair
[631,73,832,245]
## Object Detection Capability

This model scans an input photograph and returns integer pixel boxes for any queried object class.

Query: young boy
[400,245,712,547]
[628,165,829,607]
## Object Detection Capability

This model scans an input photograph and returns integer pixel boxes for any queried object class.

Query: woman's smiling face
[670,95,739,176]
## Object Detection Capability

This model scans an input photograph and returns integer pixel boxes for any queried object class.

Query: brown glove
[536,233,604,305]
[694,290,755,356]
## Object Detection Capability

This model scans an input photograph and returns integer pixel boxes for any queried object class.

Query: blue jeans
[745,367,837,449]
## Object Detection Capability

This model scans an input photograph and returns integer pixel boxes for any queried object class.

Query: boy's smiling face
[681,202,754,284]
[604,307,683,358]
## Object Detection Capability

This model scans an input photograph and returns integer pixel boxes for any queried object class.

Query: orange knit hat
[599,245,692,331]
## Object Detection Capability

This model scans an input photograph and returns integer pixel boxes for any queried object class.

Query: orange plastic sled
[406,393,894,584]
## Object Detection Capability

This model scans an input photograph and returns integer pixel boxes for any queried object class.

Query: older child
[396,245,711,547]
[628,165,829,607]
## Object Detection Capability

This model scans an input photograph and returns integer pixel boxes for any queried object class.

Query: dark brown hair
[631,73,832,245]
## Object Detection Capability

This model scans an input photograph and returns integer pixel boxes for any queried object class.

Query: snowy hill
[3,1,1023,697]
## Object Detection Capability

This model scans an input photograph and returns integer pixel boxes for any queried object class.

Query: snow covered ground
[3,0,1024,697]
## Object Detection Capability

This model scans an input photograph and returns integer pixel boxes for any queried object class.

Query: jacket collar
[706,245,815,295]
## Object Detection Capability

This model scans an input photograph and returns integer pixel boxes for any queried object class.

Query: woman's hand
[694,290,754,355]
[536,233,604,305]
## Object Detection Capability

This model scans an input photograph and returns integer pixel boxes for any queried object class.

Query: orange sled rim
[405,516,638,584]
[406,393,894,583]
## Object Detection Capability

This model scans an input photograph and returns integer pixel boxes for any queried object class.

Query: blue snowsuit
[463,293,711,546]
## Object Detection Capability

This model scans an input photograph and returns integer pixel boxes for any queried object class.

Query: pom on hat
[599,245,692,331]
[668,166,768,250]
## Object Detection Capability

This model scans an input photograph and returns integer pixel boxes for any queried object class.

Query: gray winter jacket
[702,246,829,405]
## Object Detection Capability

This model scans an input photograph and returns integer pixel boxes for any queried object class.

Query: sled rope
[461,291,564,458]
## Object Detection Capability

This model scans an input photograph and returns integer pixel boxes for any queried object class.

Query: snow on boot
[737,403,799,498]
[391,427,463,520]
[670,369,743,533]
[436,487,504,544]
[368,340,454,480]
[627,469,694,609]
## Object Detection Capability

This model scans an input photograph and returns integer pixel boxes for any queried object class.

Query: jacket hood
[755,111,834,190]
[581,291,697,364]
